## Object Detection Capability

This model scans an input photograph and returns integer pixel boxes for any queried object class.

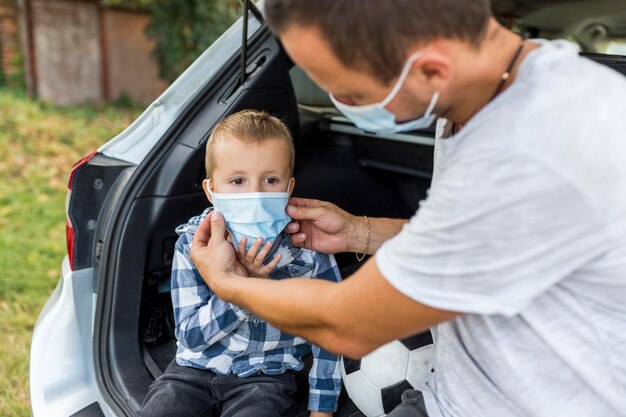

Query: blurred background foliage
[103,0,243,82]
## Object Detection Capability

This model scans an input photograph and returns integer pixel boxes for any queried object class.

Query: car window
[595,38,626,55]
[493,0,626,55]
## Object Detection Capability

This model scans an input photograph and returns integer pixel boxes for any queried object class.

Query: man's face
[280,25,433,124]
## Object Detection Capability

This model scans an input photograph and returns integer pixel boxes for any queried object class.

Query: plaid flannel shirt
[171,208,343,412]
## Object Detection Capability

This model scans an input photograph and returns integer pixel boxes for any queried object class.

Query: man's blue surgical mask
[208,181,292,251]
[329,52,439,134]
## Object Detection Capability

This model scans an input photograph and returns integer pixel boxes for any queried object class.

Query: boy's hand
[237,237,282,278]
[310,412,333,417]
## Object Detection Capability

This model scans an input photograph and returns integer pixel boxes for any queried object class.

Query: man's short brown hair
[205,110,295,178]
[265,0,492,84]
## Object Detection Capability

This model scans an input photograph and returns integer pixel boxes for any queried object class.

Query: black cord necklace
[491,39,526,100]
[451,38,526,135]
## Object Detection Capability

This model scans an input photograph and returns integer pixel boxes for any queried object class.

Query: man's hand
[286,198,409,256]
[190,211,247,295]
[237,237,282,278]
[284,198,358,254]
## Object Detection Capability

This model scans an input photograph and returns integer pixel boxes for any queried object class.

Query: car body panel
[30,257,114,416]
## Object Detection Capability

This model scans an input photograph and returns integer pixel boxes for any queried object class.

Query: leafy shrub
[146,0,242,82]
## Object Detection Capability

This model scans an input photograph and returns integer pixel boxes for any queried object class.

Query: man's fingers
[286,203,327,221]
[284,221,301,234]
[209,211,227,244]
[192,211,213,248]
[290,232,307,246]
[288,197,321,208]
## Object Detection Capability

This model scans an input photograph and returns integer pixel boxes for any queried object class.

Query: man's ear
[202,179,214,203]
[287,177,296,195]
[408,50,451,94]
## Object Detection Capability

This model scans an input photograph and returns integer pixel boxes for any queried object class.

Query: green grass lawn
[0,88,141,416]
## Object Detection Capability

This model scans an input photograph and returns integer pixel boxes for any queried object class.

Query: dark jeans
[136,360,297,417]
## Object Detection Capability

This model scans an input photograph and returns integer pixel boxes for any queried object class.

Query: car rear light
[66,151,98,270]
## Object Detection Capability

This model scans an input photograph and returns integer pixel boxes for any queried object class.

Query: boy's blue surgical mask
[329,52,439,134]
[208,180,292,251]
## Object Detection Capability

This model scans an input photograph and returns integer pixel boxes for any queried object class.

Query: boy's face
[203,135,294,201]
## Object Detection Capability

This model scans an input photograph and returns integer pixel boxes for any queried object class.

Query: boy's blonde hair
[205,110,295,178]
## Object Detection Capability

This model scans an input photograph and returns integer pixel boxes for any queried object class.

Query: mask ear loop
[328,51,422,111]
[286,178,294,194]
[380,51,423,107]
[424,91,440,117]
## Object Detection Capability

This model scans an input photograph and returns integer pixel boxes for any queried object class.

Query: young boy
[136,110,342,417]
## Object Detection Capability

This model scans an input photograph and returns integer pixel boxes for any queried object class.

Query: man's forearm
[216,274,339,345]
[349,217,408,255]
[212,258,457,358]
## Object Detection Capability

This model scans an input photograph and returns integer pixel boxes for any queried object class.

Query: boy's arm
[307,254,342,414]
[172,234,250,352]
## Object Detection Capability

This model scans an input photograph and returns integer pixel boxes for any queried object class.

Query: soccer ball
[341,329,436,417]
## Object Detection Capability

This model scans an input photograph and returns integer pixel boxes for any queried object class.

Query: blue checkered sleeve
[308,252,343,412]
[171,232,250,352]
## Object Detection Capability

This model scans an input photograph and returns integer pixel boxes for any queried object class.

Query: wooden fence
[16,0,167,105]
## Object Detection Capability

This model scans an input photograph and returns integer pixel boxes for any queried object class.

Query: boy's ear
[287,177,296,195]
[202,179,214,203]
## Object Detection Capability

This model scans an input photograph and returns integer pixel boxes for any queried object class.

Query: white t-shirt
[376,40,626,417]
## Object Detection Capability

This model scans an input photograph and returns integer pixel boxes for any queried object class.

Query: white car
[30,0,626,416]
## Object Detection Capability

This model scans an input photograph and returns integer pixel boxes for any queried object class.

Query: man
[190,1,626,416]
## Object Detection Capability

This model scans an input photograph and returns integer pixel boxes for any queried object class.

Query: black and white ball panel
[399,331,434,350]
[340,330,436,417]
[381,380,413,415]
[343,357,361,375]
